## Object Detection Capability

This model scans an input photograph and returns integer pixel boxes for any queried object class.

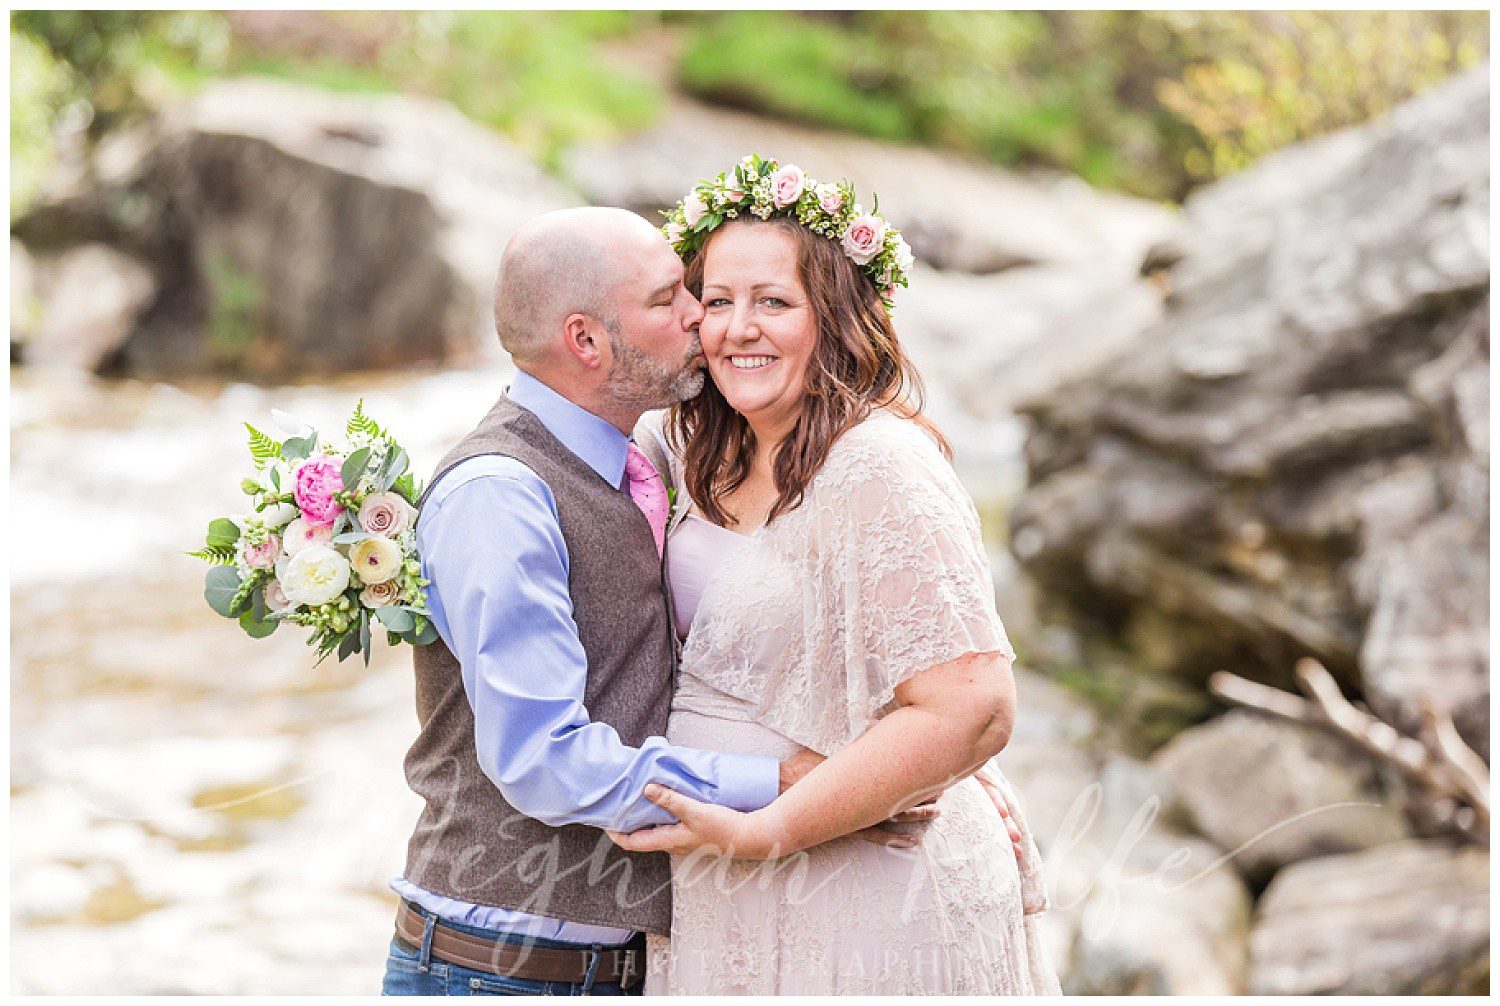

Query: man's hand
[974,766,1026,864]
[778,746,943,848]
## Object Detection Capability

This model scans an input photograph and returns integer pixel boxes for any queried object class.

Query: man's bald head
[493,207,668,364]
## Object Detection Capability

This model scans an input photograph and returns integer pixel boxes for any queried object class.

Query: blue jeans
[381,901,642,996]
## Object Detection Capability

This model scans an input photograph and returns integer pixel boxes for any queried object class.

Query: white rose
[350,535,403,585]
[682,192,709,227]
[280,545,351,606]
[664,221,685,244]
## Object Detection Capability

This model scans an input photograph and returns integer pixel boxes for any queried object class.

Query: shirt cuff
[712,751,781,812]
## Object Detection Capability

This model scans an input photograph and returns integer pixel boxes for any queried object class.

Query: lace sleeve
[823,417,1016,734]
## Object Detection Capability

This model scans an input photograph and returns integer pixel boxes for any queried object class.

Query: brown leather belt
[394,902,645,989]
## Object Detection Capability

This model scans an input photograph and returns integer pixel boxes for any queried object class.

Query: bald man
[383,209,805,995]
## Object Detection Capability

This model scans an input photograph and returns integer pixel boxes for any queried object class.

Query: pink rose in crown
[841,213,888,266]
[770,164,806,207]
[682,192,709,228]
[815,182,844,214]
[293,456,345,525]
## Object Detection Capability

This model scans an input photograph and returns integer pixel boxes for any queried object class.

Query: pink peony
[293,456,345,526]
[841,213,888,266]
[770,164,806,207]
[815,182,844,214]
[282,516,334,555]
[243,533,281,570]
[358,491,413,537]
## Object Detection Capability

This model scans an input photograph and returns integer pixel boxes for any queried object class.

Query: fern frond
[188,545,238,565]
[244,423,282,467]
[347,398,384,439]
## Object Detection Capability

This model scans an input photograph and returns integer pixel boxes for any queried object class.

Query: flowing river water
[10,361,1030,993]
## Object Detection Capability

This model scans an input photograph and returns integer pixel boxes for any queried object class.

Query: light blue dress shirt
[391,370,780,945]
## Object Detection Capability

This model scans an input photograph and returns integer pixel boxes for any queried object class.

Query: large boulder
[1009,67,1489,755]
[1249,841,1489,994]
[1151,710,1412,883]
[12,79,580,379]
[12,242,156,370]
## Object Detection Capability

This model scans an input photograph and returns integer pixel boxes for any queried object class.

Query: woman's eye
[762,297,788,308]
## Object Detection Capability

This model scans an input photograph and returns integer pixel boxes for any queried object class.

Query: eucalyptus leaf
[341,446,372,489]
[281,434,315,461]
[377,449,409,493]
[251,585,268,623]
[359,610,372,667]
[239,605,278,639]
[375,605,415,633]
[412,618,440,646]
[333,531,375,545]
[204,567,242,618]
[338,631,360,662]
[206,517,240,549]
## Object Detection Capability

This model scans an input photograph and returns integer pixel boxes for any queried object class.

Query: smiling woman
[671,213,944,533]
[620,158,1060,994]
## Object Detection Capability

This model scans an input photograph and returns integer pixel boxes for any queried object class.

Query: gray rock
[1152,710,1411,881]
[15,243,156,370]
[1010,67,1489,756]
[1249,841,1489,994]
[15,79,580,379]
[563,97,1177,276]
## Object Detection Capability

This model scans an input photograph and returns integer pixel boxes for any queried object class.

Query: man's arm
[418,457,780,832]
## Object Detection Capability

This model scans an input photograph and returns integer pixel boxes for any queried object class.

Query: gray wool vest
[400,392,677,935]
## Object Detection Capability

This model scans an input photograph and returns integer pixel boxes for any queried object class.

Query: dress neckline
[681,510,755,539]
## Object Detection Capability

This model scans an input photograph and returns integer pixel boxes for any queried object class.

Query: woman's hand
[605,784,794,860]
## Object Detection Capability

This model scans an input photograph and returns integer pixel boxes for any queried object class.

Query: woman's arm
[607,648,1016,859]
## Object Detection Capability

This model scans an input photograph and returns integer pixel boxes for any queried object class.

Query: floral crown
[661,153,914,312]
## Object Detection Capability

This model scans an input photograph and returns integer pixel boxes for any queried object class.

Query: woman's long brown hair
[668,215,950,529]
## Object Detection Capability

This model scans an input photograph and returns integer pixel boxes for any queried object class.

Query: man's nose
[682,294,705,329]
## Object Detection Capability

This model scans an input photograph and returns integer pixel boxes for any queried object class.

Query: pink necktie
[624,442,668,557]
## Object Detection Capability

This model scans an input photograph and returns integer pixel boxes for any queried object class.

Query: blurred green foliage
[10,10,660,215]
[678,10,1486,200]
[10,10,1488,215]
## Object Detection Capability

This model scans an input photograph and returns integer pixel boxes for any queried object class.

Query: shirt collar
[507,369,630,489]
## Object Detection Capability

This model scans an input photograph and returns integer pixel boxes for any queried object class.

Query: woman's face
[697,223,818,437]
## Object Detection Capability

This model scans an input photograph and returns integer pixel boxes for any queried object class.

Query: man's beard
[601,322,706,409]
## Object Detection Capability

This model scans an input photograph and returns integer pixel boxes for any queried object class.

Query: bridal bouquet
[189,400,436,665]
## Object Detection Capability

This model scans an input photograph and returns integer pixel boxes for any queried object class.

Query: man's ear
[561,314,605,370]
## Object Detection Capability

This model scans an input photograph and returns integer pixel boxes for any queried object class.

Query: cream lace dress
[635,409,1060,996]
